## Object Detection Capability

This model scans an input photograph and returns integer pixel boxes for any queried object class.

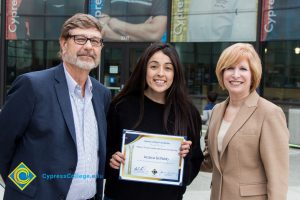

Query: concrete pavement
[183,147,300,200]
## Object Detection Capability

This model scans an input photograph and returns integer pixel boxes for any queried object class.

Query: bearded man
[0,13,111,200]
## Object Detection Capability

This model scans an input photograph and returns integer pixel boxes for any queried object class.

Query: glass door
[101,45,124,97]
[101,43,150,97]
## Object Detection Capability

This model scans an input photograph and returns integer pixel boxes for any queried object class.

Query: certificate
[119,129,185,185]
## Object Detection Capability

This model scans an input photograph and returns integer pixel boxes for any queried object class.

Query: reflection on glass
[262,41,300,130]
[46,41,61,67]
[6,0,85,40]
[90,0,168,42]
[263,41,300,110]
[171,0,257,42]
[103,48,122,97]
[6,40,62,92]
[0,2,1,53]
[261,0,300,41]
[263,41,300,90]
[174,43,230,111]
[129,48,144,79]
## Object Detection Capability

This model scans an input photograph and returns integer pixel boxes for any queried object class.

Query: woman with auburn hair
[202,43,289,199]
[104,43,204,200]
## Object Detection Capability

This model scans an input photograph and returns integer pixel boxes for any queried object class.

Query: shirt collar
[85,75,93,97]
[63,64,93,97]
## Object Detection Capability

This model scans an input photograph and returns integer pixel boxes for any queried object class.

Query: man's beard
[63,50,100,70]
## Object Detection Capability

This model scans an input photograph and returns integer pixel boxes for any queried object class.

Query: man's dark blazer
[0,63,111,200]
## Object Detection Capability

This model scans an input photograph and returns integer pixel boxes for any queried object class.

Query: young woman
[104,43,204,200]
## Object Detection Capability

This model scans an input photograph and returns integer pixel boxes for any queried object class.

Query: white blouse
[217,120,231,153]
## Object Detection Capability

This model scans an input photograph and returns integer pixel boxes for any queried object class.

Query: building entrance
[100,43,149,97]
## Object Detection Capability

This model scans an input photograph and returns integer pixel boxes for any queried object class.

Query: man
[0,13,111,200]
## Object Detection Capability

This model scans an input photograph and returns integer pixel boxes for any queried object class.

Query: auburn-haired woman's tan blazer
[201,91,289,200]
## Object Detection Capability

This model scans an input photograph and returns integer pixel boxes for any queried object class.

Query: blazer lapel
[209,100,228,172]
[220,91,259,158]
[54,64,77,145]
[91,81,107,172]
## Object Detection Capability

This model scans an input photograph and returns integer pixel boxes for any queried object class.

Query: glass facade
[0,0,3,106]
[89,0,168,42]
[6,0,86,40]
[171,0,257,42]
[6,40,61,87]
[261,0,300,41]
[0,0,1,38]
[101,43,149,96]
[4,0,87,93]
[0,0,300,141]
[262,41,300,110]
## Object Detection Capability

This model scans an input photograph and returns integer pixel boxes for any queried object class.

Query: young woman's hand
[109,151,125,169]
[179,140,192,157]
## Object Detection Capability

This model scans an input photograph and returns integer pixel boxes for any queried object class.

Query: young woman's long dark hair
[112,43,200,137]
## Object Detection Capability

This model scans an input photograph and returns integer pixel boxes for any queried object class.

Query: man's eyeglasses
[68,34,104,47]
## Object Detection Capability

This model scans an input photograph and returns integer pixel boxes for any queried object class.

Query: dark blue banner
[261,0,300,41]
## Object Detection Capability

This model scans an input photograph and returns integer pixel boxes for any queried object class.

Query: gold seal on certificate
[119,129,185,185]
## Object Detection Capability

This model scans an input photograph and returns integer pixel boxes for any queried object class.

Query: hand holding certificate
[119,129,185,185]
